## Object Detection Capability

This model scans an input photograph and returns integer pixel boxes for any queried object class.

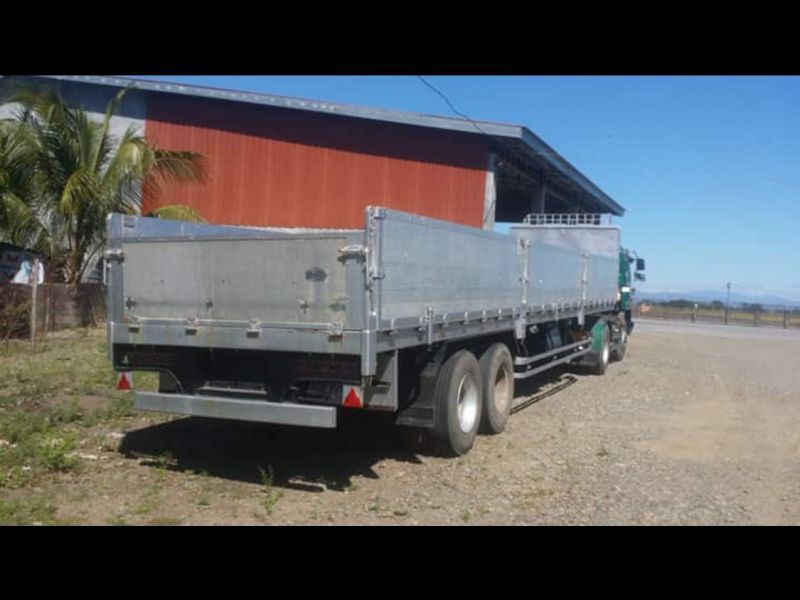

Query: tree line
[643,299,800,314]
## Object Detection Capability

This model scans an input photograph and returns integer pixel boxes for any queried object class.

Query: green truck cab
[618,247,645,333]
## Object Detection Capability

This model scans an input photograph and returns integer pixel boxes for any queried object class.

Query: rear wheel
[611,314,628,362]
[592,324,611,375]
[478,343,514,434]
[432,350,483,456]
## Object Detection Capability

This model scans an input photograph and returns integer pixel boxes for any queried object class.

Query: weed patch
[258,464,283,515]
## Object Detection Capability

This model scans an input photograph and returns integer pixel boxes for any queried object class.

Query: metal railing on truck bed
[107,207,620,379]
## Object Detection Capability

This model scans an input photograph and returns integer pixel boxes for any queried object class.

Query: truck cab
[619,247,645,333]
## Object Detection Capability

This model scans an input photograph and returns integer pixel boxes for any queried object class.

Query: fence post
[724,304,729,325]
[784,308,790,330]
[30,258,39,351]
[692,303,698,323]
[754,310,759,327]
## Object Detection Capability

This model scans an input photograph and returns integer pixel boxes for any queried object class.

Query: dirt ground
[3,319,799,525]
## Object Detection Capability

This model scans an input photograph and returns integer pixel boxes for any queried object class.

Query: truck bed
[106,207,620,379]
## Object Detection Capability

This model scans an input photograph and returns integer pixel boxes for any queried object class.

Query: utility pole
[724,282,731,325]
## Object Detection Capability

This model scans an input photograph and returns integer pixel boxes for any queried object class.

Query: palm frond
[0,84,207,282]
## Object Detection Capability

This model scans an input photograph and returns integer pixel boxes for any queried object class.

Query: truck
[105,207,644,456]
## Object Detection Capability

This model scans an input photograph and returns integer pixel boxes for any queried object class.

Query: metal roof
[22,75,624,216]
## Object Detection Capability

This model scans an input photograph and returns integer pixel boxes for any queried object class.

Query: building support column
[482,152,497,230]
[531,181,547,214]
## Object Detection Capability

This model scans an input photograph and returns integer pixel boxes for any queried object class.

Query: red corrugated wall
[142,94,489,229]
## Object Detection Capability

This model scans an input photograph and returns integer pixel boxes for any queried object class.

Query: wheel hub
[456,373,479,433]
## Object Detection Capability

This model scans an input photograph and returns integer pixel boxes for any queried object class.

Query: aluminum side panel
[527,241,584,306]
[513,225,621,308]
[122,237,356,324]
[376,211,522,321]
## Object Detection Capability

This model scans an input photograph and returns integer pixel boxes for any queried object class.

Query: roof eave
[519,128,625,216]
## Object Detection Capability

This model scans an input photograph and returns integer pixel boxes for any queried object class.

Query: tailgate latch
[338,244,367,257]
[104,248,125,262]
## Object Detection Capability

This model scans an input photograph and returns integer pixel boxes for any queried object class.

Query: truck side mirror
[636,258,646,271]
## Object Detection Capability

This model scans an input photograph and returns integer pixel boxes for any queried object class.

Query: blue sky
[138,76,800,301]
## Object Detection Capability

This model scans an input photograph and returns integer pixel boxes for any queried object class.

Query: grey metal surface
[108,207,622,378]
[17,75,624,216]
[109,213,364,332]
[135,391,337,428]
[511,224,620,309]
[123,237,353,324]
[376,210,523,323]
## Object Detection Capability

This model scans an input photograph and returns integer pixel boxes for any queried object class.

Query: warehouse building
[0,75,624,230]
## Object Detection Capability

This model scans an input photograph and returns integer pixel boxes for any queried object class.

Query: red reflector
[342,386,362,408]
[116,372,133,391]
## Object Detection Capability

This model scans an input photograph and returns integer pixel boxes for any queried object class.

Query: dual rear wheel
[431,344,514,456]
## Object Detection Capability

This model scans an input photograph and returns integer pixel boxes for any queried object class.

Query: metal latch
[339,244,367,257]
[246,319,261,337]
[184,318,199,334]
[104,248,125,262]
[327,321,344,338]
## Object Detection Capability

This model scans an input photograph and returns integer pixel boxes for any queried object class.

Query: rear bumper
[134,392,337,428]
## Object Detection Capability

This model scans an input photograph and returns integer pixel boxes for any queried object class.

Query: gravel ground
[7,319,799,525]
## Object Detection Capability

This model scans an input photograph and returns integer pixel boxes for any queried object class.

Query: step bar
[135,391,337,428]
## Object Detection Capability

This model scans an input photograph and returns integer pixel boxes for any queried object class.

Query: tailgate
[107,214,363,330]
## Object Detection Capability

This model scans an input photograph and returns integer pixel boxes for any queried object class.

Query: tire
[432,350,483,456]
[612,326,627,361]
[611,314,628,362]
[478,343,514,434]
[592,324,611,375]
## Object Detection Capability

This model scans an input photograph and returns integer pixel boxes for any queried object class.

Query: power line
[415,76,579,225]
[416,76,517,225]
[416,76,515,151]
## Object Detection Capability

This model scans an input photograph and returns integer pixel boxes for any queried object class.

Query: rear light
[342,385,363,408]
[117,371,133,390]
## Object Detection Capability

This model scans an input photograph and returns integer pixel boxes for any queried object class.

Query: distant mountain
[639,290,800,309]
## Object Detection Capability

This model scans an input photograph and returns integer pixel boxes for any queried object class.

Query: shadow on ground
[119,414,428,493]
[118,368,578,493]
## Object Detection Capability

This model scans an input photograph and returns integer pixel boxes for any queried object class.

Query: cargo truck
[105,207,644,456]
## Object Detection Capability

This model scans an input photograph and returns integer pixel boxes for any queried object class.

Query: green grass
[0,496,59,525]
[107,513,130,526]
[132,471,165,516]
[0,327,157,489]
[257,464,283,515]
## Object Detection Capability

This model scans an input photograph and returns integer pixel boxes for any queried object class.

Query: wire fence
[637,303,800,329]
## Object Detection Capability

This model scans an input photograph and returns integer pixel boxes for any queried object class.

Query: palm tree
[0,86,206,283]
[0,118,41,250]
